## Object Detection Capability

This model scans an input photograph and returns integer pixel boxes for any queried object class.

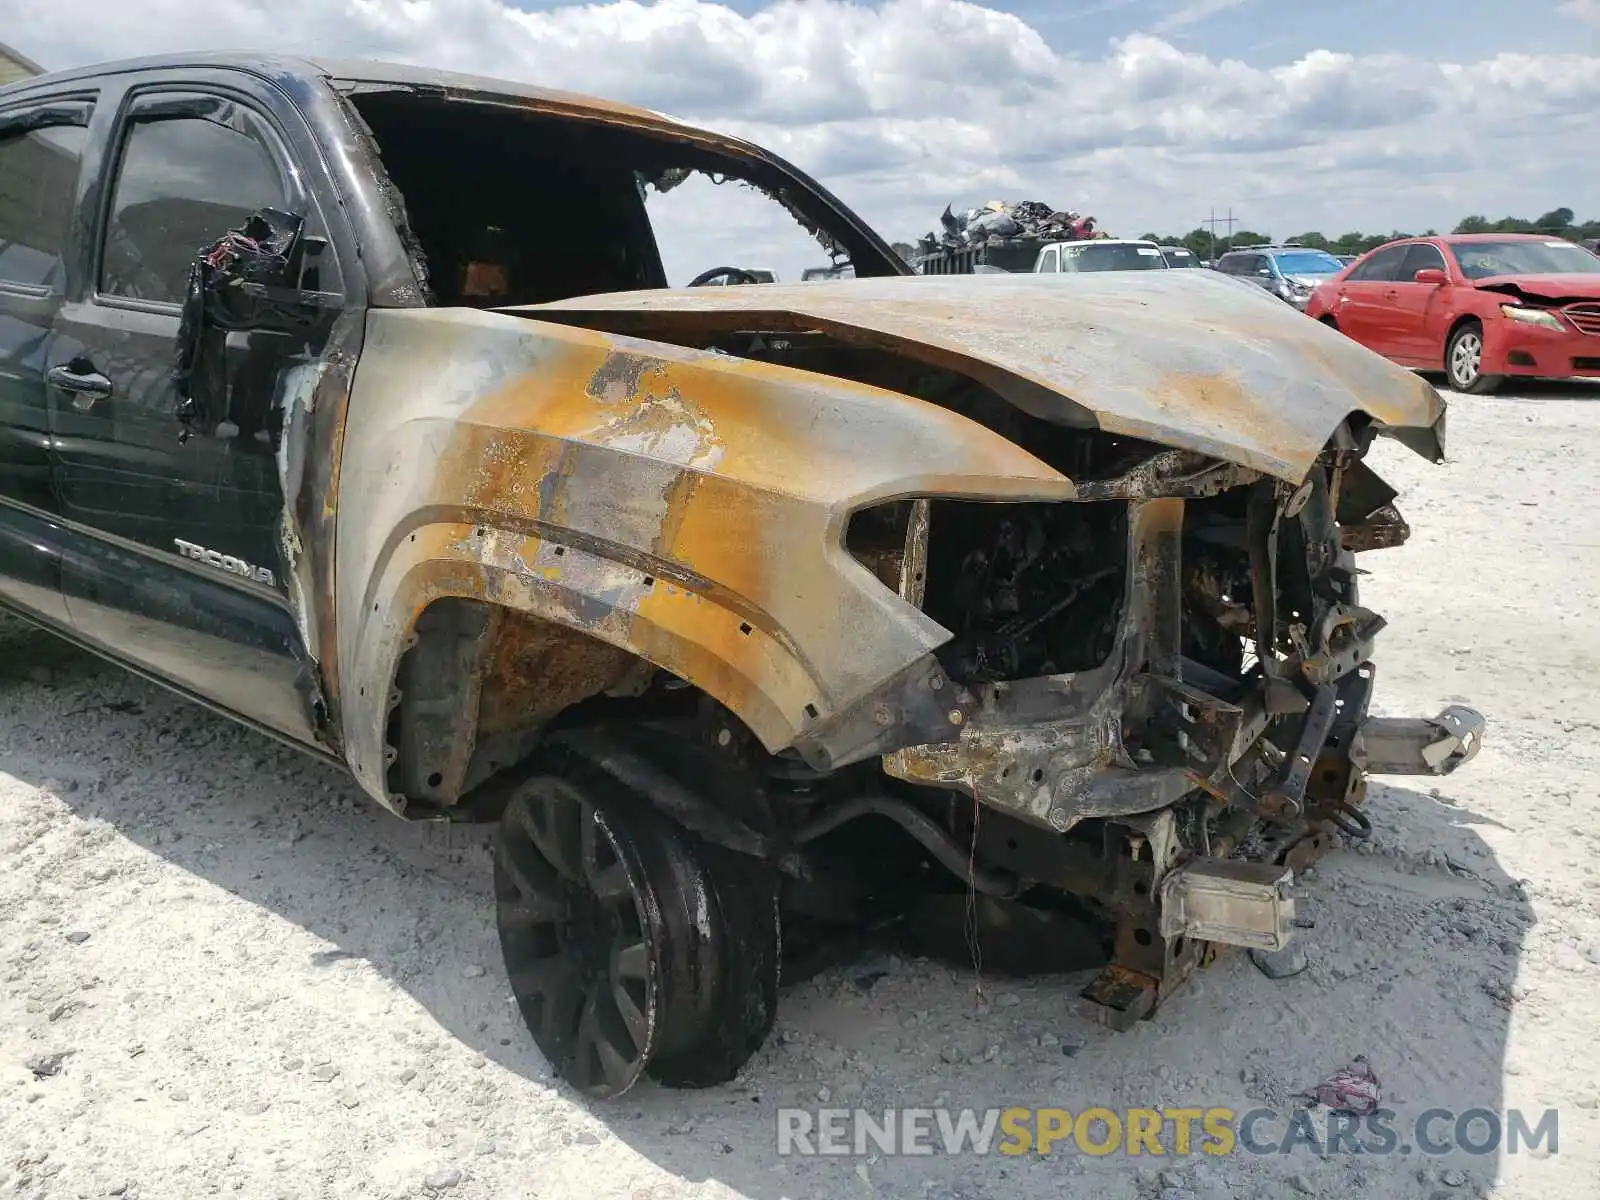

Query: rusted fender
[334,308,1074,807]
[527,270,1448,483]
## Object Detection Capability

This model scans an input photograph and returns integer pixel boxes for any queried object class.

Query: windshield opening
[639,170,844,287]
[346,88,898,305]
[1271,250,1343,275]
[1061,243,1167,272]
[1449,239,1600,279]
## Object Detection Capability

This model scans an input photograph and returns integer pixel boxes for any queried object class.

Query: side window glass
[101,114,286,305]
[1038,248,1058,273]
[0,123,88,289]
[1400,243,1446,279]
[1350,246,1403,282]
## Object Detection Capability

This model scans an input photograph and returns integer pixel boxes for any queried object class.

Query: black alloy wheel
[494,746,779,1098]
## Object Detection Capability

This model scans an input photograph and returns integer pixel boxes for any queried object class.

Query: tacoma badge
[173,538,276,587]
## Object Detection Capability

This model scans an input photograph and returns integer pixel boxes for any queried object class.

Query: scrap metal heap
[915,198,1105,258]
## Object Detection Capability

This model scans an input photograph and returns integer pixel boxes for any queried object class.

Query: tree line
[1136,208,1600,259]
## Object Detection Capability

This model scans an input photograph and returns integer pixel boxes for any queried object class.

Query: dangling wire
[964,788,987,1007]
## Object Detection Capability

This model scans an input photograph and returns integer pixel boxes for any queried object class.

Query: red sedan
[1304,234,1600,393]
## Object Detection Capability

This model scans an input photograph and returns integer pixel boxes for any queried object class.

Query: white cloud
[1559,0,1600,25]
[4,0,1598,277]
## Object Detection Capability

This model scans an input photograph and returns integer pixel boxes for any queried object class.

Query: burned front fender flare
[342,522,840,812]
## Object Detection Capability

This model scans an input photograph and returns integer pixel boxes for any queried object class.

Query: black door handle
[46,362,114,409]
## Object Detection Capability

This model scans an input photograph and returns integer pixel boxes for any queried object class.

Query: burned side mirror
[171,207,336,440]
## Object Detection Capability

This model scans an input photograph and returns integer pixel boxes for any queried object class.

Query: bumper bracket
[1351,705,1486,776]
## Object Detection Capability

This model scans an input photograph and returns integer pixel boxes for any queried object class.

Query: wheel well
[1318,314,1339,330]
[1446,314,1482,345]
[385,598,670,815]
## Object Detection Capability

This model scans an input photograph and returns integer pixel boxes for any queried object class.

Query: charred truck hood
[522,271,1448,482]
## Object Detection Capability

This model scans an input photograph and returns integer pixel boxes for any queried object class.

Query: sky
[5,0,1599,281]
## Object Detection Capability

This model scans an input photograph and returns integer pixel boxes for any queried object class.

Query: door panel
[0,102,94,622]
[50,84,338,745]
[0,290,69,621]
[1334,244,1408,354]
[1387,243,1451,364]
[1371,279,1406,355]
[50,300,285,574]
[1332,281,1383,347]
[55,519,318,741]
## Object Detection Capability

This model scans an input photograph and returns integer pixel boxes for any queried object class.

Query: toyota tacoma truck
[0,53,1484,1099]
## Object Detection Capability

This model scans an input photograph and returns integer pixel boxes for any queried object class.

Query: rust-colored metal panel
[334,308,1076,808]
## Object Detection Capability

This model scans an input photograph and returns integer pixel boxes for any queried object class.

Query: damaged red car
[1305,234,1600,393]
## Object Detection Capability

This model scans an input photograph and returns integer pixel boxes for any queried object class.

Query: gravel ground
[4,383,1600,1200]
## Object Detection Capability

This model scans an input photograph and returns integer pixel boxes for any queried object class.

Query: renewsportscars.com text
[776,1106,1559,1158]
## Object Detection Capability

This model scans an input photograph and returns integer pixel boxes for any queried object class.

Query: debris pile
[1300,1056,1382,1115]
[915,199,1104,256]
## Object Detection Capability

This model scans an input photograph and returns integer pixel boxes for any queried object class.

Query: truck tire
[493,743,778,1098]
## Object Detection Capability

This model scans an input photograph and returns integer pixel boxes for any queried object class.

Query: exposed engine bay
[841,396,1479,1027]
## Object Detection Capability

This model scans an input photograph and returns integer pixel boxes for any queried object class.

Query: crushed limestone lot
[4,383,1600,1200]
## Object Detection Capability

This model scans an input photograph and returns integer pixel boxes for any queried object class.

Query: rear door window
[101,113,287,304]
[1347,245,1407,283]
[0,123,89,289]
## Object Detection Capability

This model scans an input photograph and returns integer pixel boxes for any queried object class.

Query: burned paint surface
[329,272,1455,816]
[526,270,1446,484]
[334,307,1076,808]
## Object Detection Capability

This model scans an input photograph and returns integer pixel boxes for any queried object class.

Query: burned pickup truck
[0,54,1482,1099]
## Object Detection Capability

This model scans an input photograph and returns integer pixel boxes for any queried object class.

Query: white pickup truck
[1031,238,1170,273]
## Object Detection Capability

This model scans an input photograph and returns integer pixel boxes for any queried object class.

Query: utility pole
[1204,207,1237,259]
